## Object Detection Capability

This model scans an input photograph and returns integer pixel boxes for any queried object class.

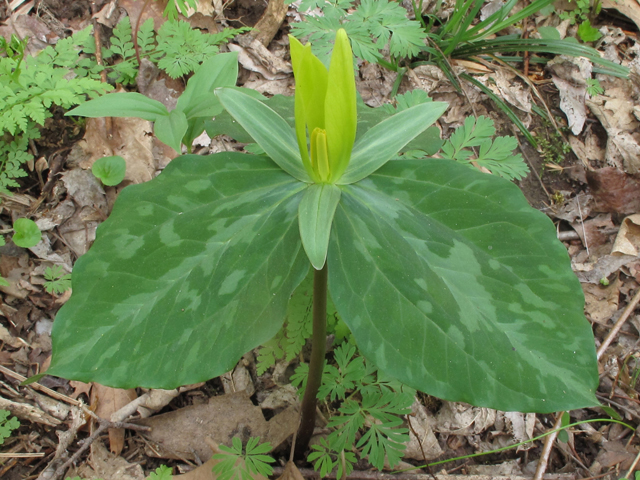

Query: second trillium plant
[45,29,598,455]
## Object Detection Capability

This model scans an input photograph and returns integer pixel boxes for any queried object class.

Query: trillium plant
[44,30,598,453]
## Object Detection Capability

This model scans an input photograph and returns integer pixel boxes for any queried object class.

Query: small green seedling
[43,265,72,295]
[586,78,604,97]
[67,52,238,153]
[0,409,19,444]
[45,30,598,459]
[92,156,127,186]
[12,218,41,248]
[212,437,275,480]
[147,465,172,479]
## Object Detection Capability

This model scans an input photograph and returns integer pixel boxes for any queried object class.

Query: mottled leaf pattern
[48,153,309,388]
[328,159,598,412]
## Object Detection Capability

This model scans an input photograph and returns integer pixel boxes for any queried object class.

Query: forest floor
[0,0,639,479]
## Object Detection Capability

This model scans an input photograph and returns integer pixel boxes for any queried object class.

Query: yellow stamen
[311,128,330,182]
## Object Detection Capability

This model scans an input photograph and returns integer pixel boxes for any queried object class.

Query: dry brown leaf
[601,0,640,31]
[503,412,536,452]
[570,213,615,250]
[75,115,159,185]
[174,458,220,480]
[0,324,22,348]
[174,456,270,480]
[547,57,591,135]
[276,461,305,480]
[91,384,138,455]
[246,0,289,47]
[70,438,145,480]
[135,391,298,461]
[69,380,92,399]
[586,167,640,214]
[583,277,622,324]
[612,214,640,256]
[119,0,170,32]
[434,401,496,435]
[404,398,442,461]
[574,254,638,284]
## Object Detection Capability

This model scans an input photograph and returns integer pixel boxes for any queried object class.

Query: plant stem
[295,262,328,458]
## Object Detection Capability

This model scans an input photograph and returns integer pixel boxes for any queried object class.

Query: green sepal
[298,183,342,269]
[340,102,448,184]
[66,92,168,122]
[215,88,312,183]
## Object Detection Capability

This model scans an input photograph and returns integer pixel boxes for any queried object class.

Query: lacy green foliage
[154,20,248,79]
[0,26,111,136]
[256,270,350,375]
[0,409,19,445]
[0,28,110,196]
[147,465,173,479]
[0,126,38,195]
[557,0,600,25]
[162,0,198,19]
[380,89,431,114]
[212,437,275,480]
[44,265,72,295]
[586,78,604,96]
[291,0,426,65]
[440,116,529,180]
[294,344,413,472]
[79,17,249,83]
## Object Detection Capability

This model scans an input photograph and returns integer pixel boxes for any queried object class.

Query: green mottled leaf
[298,184,341,270]
[340,102,448,184]
[66,92,168,122]
[215,88,311,182]
[154,109,188,152]
[47,152,309,389]
[330,159,598,412]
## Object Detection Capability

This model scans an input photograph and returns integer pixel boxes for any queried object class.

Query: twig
[406,414,437,480]
[533,413,564,480]
[534,287,640,480]
[0,365,83,408]
[624,449,640,479]
[511,127,551,200]
[134,0,154,67]
[39,415,150,480]
[597,288,640,360]
[0,452,46,458]
[89,1,112,139]
[576,196,589,256]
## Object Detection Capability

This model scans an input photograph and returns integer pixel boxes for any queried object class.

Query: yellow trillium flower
[289,29,357,184]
